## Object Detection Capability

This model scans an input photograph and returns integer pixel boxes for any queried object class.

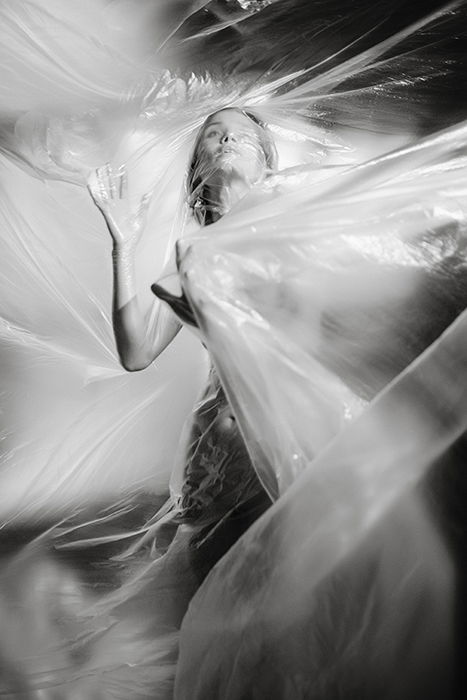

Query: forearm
[112,242,180,371]
[112,241,147,369]
[88,165,181,370]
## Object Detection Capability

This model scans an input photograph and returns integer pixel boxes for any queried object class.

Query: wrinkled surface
[1,1,467,698]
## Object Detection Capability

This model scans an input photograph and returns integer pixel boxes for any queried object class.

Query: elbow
[121,361,146,372]
[115,335,156,372]
[119,351,153,372]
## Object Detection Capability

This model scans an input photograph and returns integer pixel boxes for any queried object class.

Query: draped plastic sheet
[1,0,467,697]
[176,140,467,697]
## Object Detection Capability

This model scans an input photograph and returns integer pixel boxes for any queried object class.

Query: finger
[117,166,128,200]
[104,162,117,200]
[96,166,110,202]
[87,170,106,207]
[86,170,97,197]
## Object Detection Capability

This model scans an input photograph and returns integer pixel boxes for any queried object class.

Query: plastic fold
[1,1,467,698]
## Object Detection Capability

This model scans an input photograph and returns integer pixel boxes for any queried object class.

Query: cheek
[202,139,215,153]
[195,144,217,172]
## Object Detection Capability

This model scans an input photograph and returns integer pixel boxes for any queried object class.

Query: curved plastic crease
[1,1,466,697]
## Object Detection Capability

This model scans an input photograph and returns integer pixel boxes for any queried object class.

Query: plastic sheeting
[177,129,467,697]
[1,1,467,698]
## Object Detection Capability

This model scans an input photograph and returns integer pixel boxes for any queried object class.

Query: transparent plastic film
[174,119,467,697]
[176,311,465,697]
[179,121,467,494]
[0,1,467,698]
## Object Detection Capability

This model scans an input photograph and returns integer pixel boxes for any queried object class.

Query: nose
[220,131,237,144]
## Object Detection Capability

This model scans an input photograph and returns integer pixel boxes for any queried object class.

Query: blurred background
[1,1,467,697]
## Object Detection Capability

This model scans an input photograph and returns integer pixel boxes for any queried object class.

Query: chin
[218,157,256,180]
[216,153,236,167]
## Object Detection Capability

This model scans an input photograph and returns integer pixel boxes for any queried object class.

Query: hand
[88,164,152,247]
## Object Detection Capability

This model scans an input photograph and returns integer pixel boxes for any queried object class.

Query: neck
[205,171,257,219]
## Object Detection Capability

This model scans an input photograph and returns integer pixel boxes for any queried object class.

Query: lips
[217,146,238,156]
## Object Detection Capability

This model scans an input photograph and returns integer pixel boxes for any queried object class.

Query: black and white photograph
[1,1,467,697]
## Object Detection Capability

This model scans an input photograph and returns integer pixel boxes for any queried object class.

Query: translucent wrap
[1,1,467,698]
[175,133,467,697]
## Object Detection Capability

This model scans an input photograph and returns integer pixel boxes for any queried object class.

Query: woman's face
[197,109,267,184]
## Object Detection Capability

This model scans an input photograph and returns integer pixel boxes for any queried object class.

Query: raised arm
[88,165,181,372]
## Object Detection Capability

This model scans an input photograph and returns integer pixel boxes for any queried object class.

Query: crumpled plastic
[1,1,467,698]
[175,126,467,697]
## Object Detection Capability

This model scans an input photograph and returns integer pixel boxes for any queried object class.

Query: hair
[186,107,278,225]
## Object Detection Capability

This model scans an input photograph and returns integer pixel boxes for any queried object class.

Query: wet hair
[186,107,278,225]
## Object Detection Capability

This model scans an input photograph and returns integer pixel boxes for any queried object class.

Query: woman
[88,107,277,575]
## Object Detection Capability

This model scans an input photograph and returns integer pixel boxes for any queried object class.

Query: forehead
[203,109,257,131]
